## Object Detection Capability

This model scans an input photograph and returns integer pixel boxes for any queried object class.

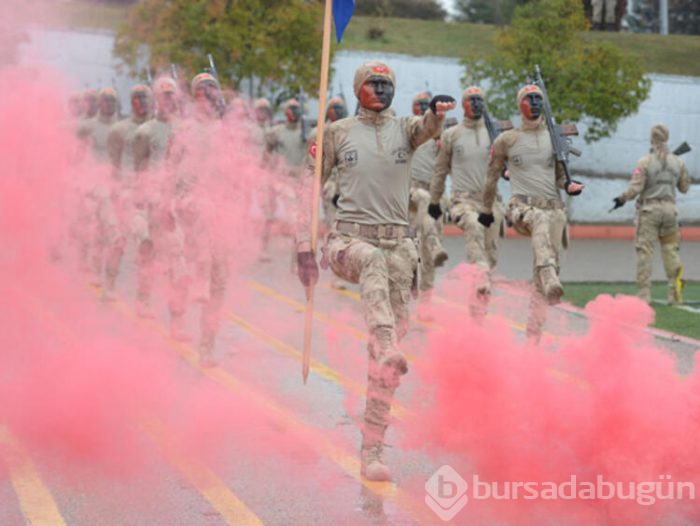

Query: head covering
[353,61,396,97]
[153,77,178,94]
[190,72,219,95]
[462,86,484,100]
[651,123,669,145]
[99,87,118,100]
[328,96,345,106]
[412,92,430,104]
[284,98,300,110]
[253,98,271,110]
[130,84,152,97]
[516,84,543,104]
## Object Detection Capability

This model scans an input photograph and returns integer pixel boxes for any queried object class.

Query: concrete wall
[18,29,700,223]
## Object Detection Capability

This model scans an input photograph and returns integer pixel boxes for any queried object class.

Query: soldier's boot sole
[378,353,408,389]
[433,250,448,268]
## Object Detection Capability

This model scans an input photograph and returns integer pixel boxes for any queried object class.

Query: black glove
[297,251,319,288]
[477,212,495,227]
[428,203,442,220]
[332,193,340,208]
[429,95,456,115]
[612,196,625,210]
[565,180,583,196]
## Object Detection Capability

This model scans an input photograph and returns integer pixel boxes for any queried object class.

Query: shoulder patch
[308,142,317,159]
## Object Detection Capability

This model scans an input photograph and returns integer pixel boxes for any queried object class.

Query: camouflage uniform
[481,85,575,338]
[261,99,306,259]
[75,88,120,291]
[431,87,504,299]
[298,61,447,481]
[132,77,188,329]
[616,124,690,303]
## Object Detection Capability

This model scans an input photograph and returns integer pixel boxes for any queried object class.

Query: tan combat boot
[539,265,563,305]
[360,441,391,482]
[426,234,448,267]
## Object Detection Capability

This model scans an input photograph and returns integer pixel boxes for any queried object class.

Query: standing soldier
[612,124,690,304]
[261,98,307,261]
[132,77,185,326]
[429,86,504,306]
[103,84,154,306]
[296,61,455,480]
[591,0,617,31]
[305,96,349,288]
[478,84,584,339]
[169,72,230,366]
[408,92,448,317]
[77,87,119,162]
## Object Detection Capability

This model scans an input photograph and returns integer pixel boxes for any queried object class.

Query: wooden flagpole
[303,0,333,384]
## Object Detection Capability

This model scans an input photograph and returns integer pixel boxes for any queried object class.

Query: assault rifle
[673,141,691,156]
[206,53,227,117]
[533,65,582,188]
[482,103,513,179]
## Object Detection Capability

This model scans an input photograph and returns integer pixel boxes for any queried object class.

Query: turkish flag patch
[372,65,390,74]
[309,142,317,158]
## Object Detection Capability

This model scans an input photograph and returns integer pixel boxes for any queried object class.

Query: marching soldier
[408,91,448,317]
[429,86,505,305]
[103,84,154,307]
[479,84,584,339]
[132,77,186,327]
[77,87,119,162]
[612,124,690,304]
[296,61,455,481]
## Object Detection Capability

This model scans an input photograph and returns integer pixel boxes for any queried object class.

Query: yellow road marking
[18,286,266,526]
[104,295,446,525]
[0,426,68,526]
[142,420,264,526]
[247,280,367,341]
[226,311,409,419]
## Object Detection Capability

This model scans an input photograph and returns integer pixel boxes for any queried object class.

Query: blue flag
[332,0,355,43]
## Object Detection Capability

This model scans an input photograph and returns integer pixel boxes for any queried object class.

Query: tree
[464,0,651,142]
[113,0,329,96]
[454,0,530,25]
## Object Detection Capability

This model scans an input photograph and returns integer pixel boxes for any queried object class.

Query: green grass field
[563,281,700,340]
[55,2,700,77]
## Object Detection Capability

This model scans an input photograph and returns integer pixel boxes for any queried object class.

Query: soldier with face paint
[429,86,505,310]
[267,99,307,171]
[613,124,691,304]
[479,84,584,339]
[100,85,154,308]
[296,60,455,481]
[132,77,188,325]
[408,91,448,318]
[77,87,119,162]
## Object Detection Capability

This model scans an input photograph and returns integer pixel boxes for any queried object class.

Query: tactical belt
[411,180,431,191]
[512,194,564,210]
[334,221,413,239]
[453,190,502,203]
[638,196,675,206]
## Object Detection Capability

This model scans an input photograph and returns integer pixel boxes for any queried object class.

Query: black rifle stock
[483,104,513,179]
[533,65,581,188]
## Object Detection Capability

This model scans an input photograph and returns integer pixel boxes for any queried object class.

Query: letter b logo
[425,466,469,521]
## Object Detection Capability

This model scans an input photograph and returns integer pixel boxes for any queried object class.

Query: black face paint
[467,96,483,119]
[329,103,347,121]
[364,77,394,110]
[132,92,150,118]
[287,105,302,122]
[100,97,117,117]
[522,93,543,120]
[417,100,430,115]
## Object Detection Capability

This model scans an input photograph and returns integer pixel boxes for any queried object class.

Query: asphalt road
[1,235,698,526]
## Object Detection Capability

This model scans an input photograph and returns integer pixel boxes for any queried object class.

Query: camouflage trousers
[451,196,503,269]
[507,200,567,338]
[409,187,445,292]
[324,231,418,340]
[635,202,682,303]
[324,229,417,454]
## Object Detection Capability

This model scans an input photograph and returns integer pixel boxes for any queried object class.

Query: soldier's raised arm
[405,95,455,150]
